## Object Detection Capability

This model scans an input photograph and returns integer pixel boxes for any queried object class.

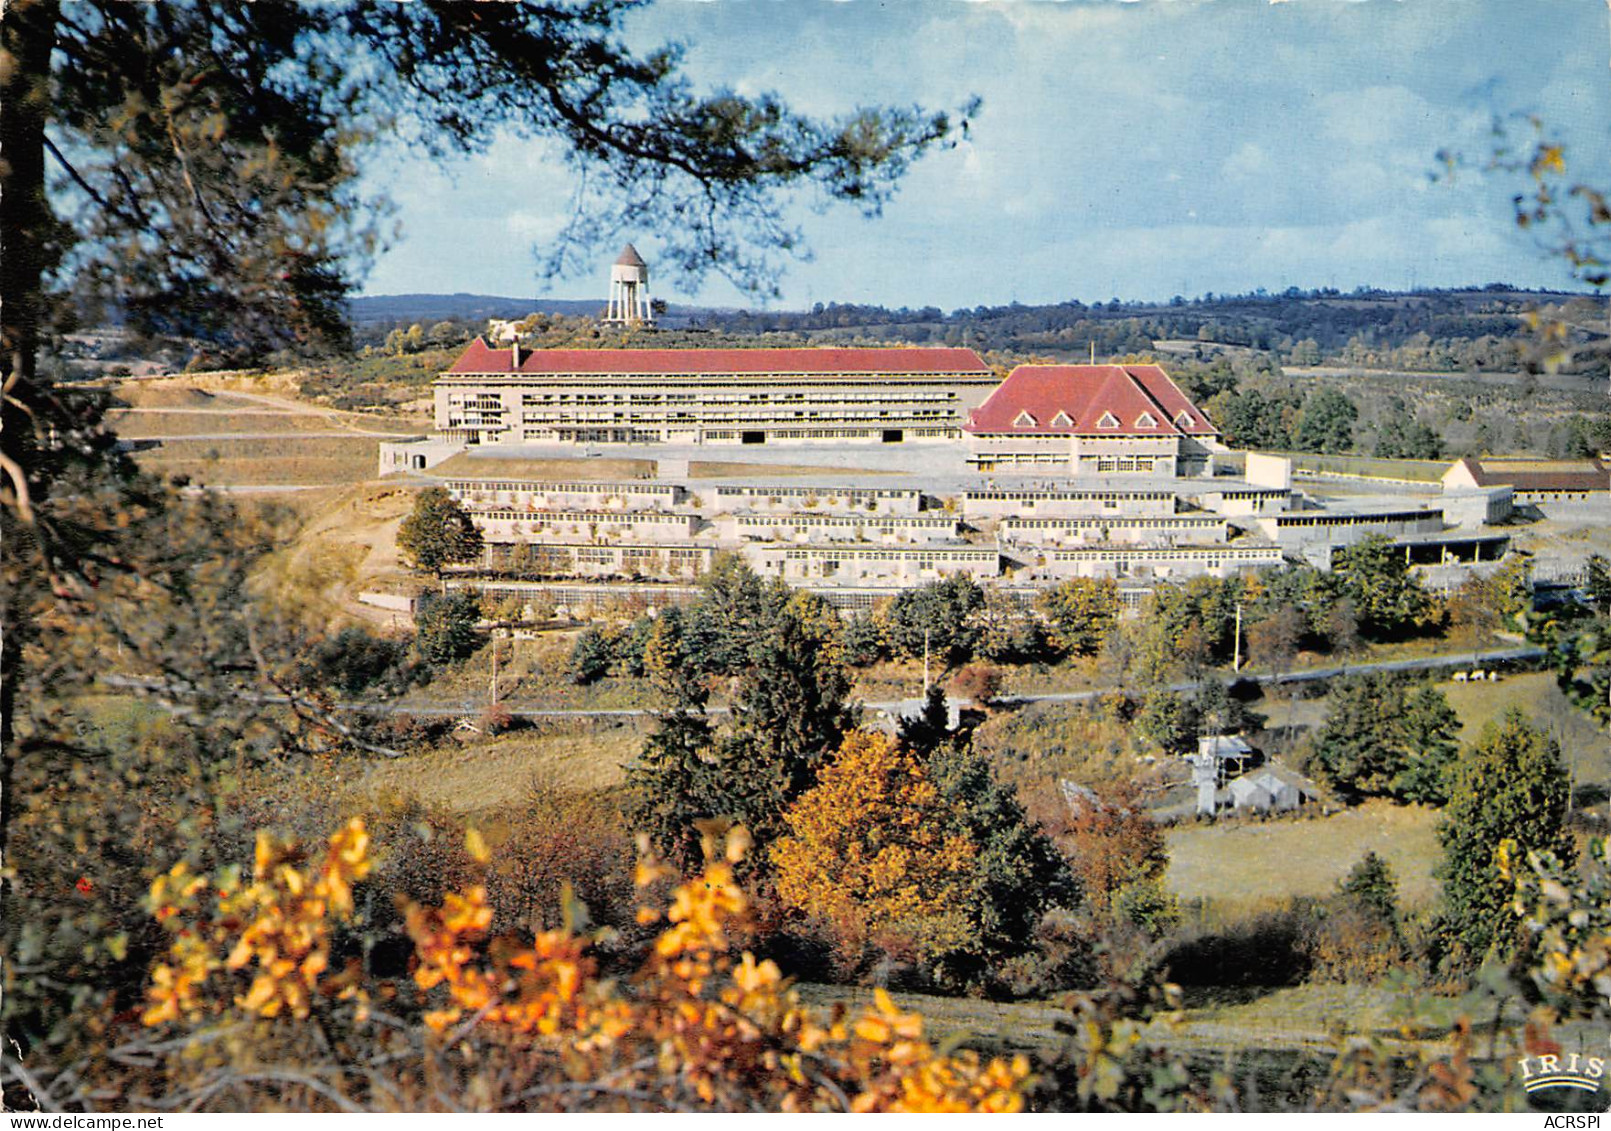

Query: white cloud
[360,0,1611,306]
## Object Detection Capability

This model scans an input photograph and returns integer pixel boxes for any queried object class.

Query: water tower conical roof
[614,243,647,268]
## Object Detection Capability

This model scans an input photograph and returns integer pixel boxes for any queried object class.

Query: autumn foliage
[144,818,374,1026]
[136,818,1031,1112]
[770,732,978,966]
[1049,784,1169,919]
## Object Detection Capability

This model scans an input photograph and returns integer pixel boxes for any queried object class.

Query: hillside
[692,285,1609,377]
[347,292,719,328]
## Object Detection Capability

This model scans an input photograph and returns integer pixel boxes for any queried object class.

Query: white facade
[741,544,999,585]
[435,345,997,447]
[466,508,701,544]
[1023,544,1286,581]
[720,512,961,545]
[445,478,686,512]
[712,484,924,516]
[998,515,1229,546]
[961,488,1177,522]
[1253,505,1446,548]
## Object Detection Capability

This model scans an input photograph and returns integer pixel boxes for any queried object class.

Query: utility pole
[1233,603,1243,673]
[923,628,931,694]
[491,637,500,706]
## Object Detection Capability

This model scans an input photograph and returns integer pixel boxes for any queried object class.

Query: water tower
[603,243,654,326]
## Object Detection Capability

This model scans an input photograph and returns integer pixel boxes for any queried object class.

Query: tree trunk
[1,0,60,949]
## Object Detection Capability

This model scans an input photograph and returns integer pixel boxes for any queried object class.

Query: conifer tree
[712,591,856,849]
[1436,709,1573,962]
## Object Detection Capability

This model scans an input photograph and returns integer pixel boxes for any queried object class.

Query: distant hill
[689,285,1608,375]
[347,293,719,328]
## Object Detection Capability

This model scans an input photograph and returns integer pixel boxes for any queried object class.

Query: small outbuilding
[1197,734,1254,769]
[1222,763,1322,814]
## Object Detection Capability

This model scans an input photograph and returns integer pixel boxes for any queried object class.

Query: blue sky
[360,0,1611,310]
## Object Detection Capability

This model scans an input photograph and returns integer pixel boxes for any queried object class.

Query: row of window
[1267,510,1440,529]
[510,390,960,405]
[1001,517,1225,531]
[717,485,918,500]
[446,480,674,496]
[443,375,988,386]
[964,490,1174,502]
[1007,408,1197,431]
[1048,547,1283,562]
[471,509,695,526]
[1087,457,1162,473]
[769,548,998,563]
[734,515,953,529]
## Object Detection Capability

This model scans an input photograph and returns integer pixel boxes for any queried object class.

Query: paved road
[108,644,1542,722]
[989,644,1546,709]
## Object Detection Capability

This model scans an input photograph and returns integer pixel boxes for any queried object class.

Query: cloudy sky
[361,0,1611,311]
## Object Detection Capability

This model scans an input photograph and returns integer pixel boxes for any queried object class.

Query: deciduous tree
[397,487,484,575]
[1332,536,1434,641]
[1048,784,1165,921]
[771,732,977,968]
[1038,578,1121,658]
[1293,388,1358,454]
[881,577,985,665]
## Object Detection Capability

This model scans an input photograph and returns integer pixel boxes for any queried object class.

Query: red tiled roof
[1125,364,1217,435]
[964,364,1219,436]
[1457,456,1608,492]
[444,341,992,377]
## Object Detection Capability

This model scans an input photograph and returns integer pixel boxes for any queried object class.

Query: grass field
[397,632,666,711]
[1165,800,1442,913]
[796,979,1473,1059]
[357,720,644,811]
[109,384,226,409]
[1437,670,1610,784]
[135,436,381,486]
[250,484,417,617]
[107,410,353,436]
[137,456,380,487]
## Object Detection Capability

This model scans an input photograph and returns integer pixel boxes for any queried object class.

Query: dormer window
[1013,410,1038,428]
[1097,411,1120,429]
[1136,411,1158,429]
[1051,410,1074,428]
[1175,411,1194,428]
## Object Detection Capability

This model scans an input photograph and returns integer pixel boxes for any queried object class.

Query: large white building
[432,341,998,447]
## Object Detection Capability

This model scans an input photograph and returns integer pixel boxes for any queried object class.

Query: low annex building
[433,340,997,446]
[1442,457,1609,503]
[963,364,1226,476]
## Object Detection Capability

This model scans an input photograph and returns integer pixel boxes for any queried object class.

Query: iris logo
[1517,1053,1607,1095]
